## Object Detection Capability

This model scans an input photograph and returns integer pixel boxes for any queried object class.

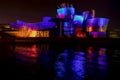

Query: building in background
[1,3,110,38]
[108,29,120,38]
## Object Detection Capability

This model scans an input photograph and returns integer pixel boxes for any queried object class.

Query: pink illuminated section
[57,14,65,19]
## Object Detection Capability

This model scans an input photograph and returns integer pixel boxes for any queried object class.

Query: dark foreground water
[0,42,120,80]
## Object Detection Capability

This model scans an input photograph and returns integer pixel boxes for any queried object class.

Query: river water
[0,42,120,80]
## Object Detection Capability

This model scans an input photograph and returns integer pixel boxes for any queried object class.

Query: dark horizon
[0,0,119,29]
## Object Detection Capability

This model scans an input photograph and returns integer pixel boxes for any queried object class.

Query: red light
[75,28,86,38]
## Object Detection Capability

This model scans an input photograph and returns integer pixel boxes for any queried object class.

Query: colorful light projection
[89,32,106,38]
[82,11,89,20]
[10,16,56,30]
[57,8,66,19]
[37,31,49,37]
[10,22,21,30]
[16,17,56,30]
[75,28,86,38]
[9,17,56,37]
[82,9,96,20]
[73,15,84,25]
[98,18,109,32]
[5,26,38,37]
[16,20,38,30]
[57,7,75,19]
[63,22,74,37]
[86,18,95,32]
[86,18,109,32]
[73,15,86,38]
[6,26,49,37]
[8,3,109,38]
[37,17,56,30]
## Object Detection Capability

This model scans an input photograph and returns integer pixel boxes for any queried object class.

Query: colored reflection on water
[54,47,108,80]
[1,43,112,79]
[15,44,51,66]
[86,47,108,80]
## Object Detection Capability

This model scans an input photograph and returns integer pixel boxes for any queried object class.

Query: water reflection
[54,47,108,80]
[15,44,38,58]
[14,44,108,80]
[70,51,86,80]
[15,44,38,66]
[86,47,108,80]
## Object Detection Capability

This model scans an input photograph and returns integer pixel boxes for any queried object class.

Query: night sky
[0,0,119,29]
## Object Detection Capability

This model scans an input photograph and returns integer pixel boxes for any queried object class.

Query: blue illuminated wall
[73,15,84,26]
[10,16,56,30]
[57,8,66,18]
[56,3,109,38]
[57,7,75,19]
[63,21,74,37]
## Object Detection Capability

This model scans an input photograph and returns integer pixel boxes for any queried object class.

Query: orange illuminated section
[86,26,93,32]
[6,26,50,37]
[99,27,103,32]
[29,30,37,37]
[37,31,49,37]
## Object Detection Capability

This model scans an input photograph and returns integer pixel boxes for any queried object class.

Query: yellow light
[4,25,10,28]
[29,31,37,37]
[37,31,49,37]
[44,31,49,37]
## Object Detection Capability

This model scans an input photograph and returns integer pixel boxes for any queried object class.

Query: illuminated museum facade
[7,3,109,38]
